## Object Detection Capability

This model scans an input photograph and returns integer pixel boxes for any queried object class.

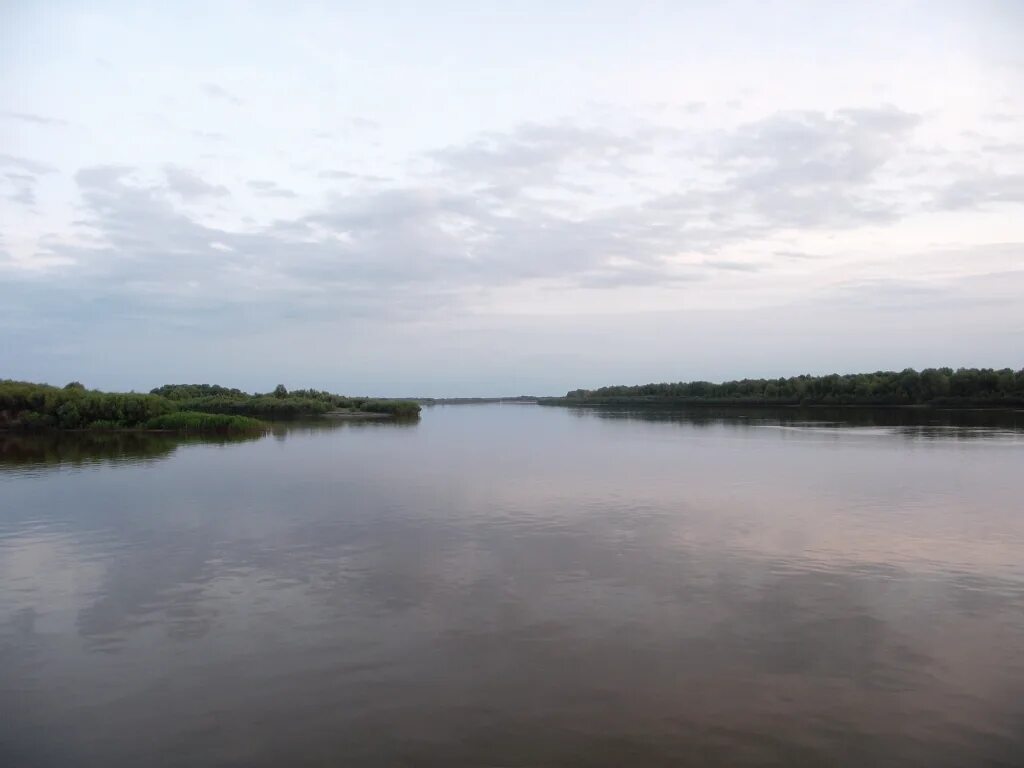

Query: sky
[1,1,1022,396]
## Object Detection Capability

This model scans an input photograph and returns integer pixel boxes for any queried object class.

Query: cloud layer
[1,2,1022,394]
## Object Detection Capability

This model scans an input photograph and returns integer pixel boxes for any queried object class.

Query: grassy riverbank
[143,412,268,434]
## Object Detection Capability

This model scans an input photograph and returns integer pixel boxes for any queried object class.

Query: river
[2,404,1023,766]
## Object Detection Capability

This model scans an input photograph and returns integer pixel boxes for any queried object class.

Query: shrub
[144,412,268,434]
[358,399,421,417]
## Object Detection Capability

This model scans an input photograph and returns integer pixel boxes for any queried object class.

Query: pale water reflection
[2,405,1023,766]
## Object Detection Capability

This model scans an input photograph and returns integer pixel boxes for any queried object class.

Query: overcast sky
[2,1,1022,396]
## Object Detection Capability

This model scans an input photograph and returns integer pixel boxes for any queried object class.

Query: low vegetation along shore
[0,381,420,435]
[540,368,1024,408]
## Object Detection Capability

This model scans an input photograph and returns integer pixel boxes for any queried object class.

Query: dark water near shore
[2,405,1024,767]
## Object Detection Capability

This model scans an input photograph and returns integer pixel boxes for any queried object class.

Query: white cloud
[0,1,1022,393]
[163,165,229,200]
[201,83,242,105]
[0,110,70,127]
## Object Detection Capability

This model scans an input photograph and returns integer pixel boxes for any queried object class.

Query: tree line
[152,384,421,418]
[554,368,1024,407]
[0,380,420,431]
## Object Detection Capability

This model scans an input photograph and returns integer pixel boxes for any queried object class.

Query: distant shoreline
[537,398,1024,411]
[416,397,539,405]
[539,368,1024,410]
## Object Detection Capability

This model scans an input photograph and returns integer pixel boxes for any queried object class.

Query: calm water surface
[2,405,1024,767]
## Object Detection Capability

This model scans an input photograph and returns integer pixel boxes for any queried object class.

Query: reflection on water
[268,415,421,439]
[2,406,1023,767]
[569,403,1024,440]
[0,431,263,475]
[0,418,416,476]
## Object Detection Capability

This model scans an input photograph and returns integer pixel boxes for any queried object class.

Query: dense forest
[545,368,1024,408]
[0,380,420,433]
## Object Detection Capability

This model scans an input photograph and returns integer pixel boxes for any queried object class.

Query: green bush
[175,395,334,418]
[0,380,173,428]
[149,384,247,400]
